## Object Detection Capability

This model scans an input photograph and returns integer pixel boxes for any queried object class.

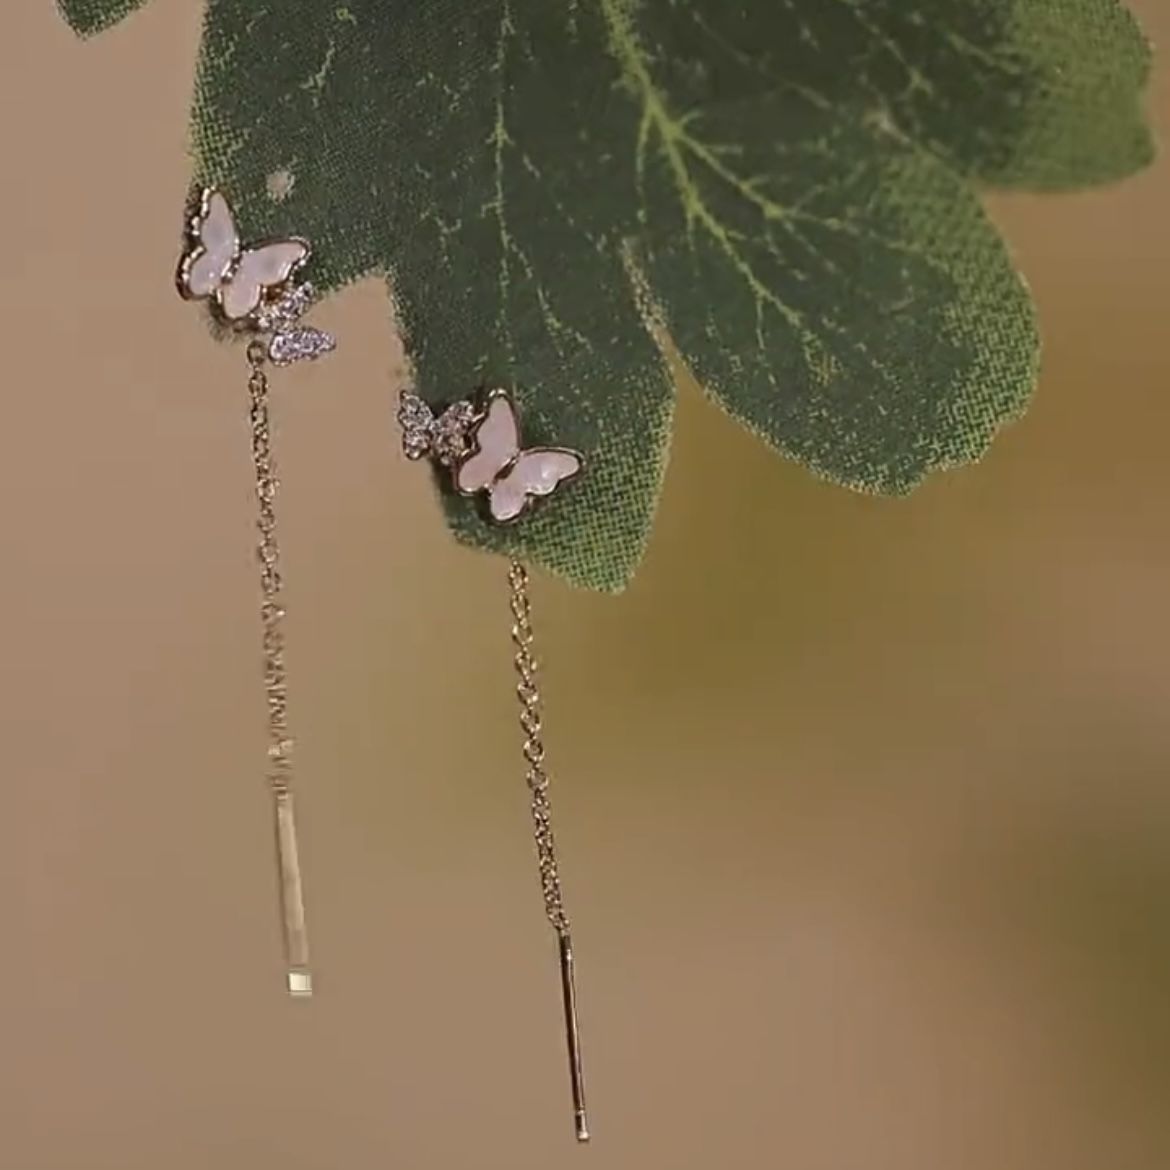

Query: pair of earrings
[177,189,589,1142]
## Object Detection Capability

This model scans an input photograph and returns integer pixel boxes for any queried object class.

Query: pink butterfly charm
[177,187,335,365]
[455,390,584,524]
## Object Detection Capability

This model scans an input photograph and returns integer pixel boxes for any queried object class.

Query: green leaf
[57,0,146,37]
[60,0,1154,590]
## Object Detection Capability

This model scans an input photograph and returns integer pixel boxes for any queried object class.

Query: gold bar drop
[275,790,312,997]
[558,933,589,1142]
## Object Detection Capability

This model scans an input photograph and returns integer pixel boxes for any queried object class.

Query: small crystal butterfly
[254,282,337,366]
[454,389,584,524]
[177,187,335,365]
[397,392,480,466]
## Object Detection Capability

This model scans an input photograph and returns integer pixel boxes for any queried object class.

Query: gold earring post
[558,932,589,1141]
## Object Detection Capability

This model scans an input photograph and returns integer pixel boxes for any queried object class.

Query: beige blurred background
[2,4,1169,1168]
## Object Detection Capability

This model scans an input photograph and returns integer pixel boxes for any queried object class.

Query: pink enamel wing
[454,390,584,523]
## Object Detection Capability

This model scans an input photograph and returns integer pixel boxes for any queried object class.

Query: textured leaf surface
[58,0,1153,589]
[57,0,146,37]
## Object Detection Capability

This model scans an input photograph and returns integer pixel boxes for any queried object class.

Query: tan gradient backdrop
[2,5,1169,1169]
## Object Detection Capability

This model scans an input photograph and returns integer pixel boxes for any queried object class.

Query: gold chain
[508,558,570,935]
[247,340,312,997]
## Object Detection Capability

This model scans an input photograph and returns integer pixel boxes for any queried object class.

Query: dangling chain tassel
[508,558,590,1142]
[247,340,313,998]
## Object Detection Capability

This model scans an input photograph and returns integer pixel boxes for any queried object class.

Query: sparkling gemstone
[269,325,336,365]
[396,393,480,466]
[402,430,431,460]
[397,393,434,430]
[432,401,477,464]
[255,281,317,331]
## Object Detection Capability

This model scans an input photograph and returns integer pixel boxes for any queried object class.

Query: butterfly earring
[399,387,591,1141]
[177,187,336,996]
